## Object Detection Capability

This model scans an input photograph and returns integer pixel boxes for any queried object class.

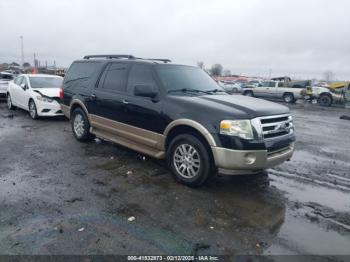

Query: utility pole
[20,36,24,67]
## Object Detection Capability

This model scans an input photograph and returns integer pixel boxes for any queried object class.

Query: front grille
[260,114,293,140]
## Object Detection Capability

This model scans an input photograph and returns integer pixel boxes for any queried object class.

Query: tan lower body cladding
[89,114,166,159]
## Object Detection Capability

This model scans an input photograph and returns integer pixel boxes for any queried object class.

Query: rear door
[89,62,130,124]
[264,81,278,98]
[11,76,23,107]
[253,81,270,97]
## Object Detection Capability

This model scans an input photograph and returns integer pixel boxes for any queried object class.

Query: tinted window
[64,62,103,83]
[101,63,128,93]
[156,65,220,93]
[29,77,63,88]
[127,65,157,92]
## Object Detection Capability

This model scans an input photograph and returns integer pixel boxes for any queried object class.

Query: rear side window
[64,62,103,83]
[127,64,157,92]
[100,63,128,93]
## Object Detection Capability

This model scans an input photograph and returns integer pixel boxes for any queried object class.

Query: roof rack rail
[83,54,135,59]
[83,55,171,63]
[140,58,171,63]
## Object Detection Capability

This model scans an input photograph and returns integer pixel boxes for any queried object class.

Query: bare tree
[323,70,334,82]
[210,64,223,76]
[197,61,205,70]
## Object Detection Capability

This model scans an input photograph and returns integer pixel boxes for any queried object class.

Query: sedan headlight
[220,120,254,140]
[37,95,53,103]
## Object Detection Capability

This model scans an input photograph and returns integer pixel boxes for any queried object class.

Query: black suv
[60,55,295,186]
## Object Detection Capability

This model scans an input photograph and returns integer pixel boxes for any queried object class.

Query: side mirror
[20,83,27,90]
[134,85,158,98]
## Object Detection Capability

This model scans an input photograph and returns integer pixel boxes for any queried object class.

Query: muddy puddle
[265,169,350,255]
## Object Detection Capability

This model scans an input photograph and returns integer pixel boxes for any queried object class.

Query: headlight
[220,120,254,139]
[36,95,53,103]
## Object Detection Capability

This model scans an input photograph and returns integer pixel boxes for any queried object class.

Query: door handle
[122,99,129,104]
[91,94,96,100]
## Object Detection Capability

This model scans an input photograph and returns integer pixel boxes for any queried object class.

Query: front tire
[167,134,213,187]
[71,107,94,142]
[29,100,39,119]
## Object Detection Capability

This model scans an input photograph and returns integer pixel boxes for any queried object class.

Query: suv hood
[174,94,290,118]
[32,88,60,98]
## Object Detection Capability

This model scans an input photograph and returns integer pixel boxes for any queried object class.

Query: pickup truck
[242,80,303,103]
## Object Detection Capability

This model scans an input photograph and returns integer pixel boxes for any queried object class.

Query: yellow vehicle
[329,82,349,90]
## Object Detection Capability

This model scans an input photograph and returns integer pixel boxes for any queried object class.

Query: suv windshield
[156,65,223,95]
[29,77,63,89]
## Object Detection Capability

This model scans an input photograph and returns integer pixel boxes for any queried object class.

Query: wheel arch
[163,119,217,151]
[69,99,90,121]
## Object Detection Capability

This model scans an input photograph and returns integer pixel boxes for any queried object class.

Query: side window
[127,64,157,94]
[278,82,284,87]
[262,81,269,87]
[15,76,23,85]
[97,64,110,89]
[269,82,276,87]
[64,62,103,84]
[101,63,128,93]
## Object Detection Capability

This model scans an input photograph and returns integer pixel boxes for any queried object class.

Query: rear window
[64,62,103,83]
[29,77,63,89]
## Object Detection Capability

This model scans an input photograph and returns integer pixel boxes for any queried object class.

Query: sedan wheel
[29,100,38,119]
[7,94,14,110]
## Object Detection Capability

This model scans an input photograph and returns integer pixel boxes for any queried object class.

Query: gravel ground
[0,100,349,256]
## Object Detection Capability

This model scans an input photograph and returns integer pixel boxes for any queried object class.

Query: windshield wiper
[167,88,211,94]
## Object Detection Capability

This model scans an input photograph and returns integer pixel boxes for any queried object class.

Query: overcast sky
[1,0,349,80]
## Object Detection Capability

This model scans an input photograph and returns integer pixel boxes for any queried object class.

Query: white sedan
[7,74,64,119]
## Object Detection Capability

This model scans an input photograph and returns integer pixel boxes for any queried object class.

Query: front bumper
[36,100,63,116]
[212,143,294,175]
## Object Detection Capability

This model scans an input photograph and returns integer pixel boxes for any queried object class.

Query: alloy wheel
[29,101,37,118]
[173,144,201,179]
[73,114,85,138]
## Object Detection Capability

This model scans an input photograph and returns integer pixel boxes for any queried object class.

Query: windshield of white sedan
[29,77,63,89]
[156,65,224,95]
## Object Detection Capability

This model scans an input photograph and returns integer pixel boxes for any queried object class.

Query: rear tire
[71,107,94,142]
[243,91,254,97]
[319,94,332,107]
[7,94,15,110]
[283,93,295,103]
[29,100,39,119]
[167,134,213,187]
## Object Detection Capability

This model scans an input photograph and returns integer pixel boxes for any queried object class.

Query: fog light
[244,153,256,165]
